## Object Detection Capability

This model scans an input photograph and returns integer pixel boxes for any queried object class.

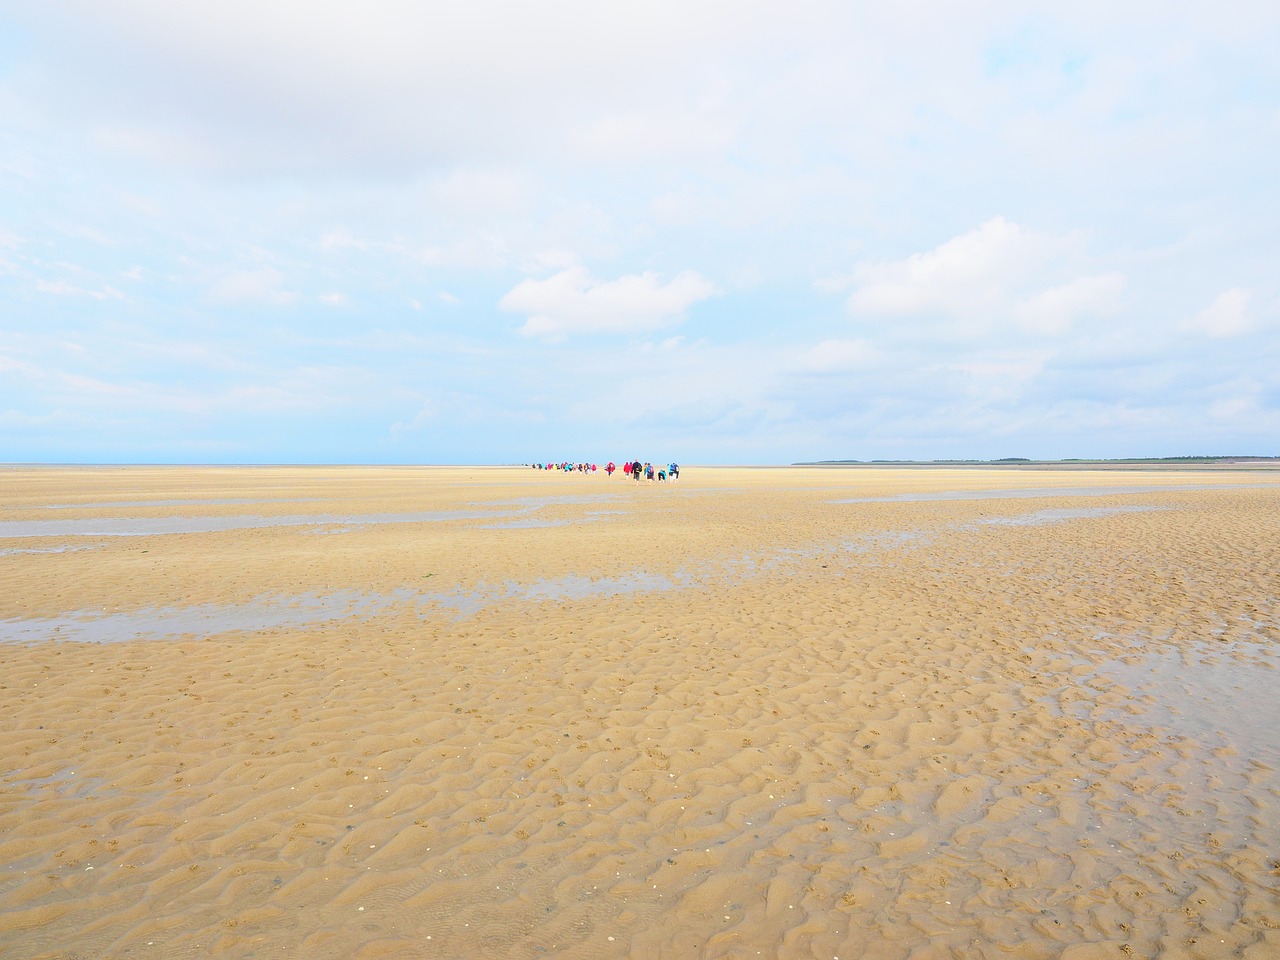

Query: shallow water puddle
[1091,638,1280,765]
[0,572,692,642]
[484,494,626,508]
[1,494,631,539]
[39,497,322,509]
[0,544,101,556]
[0,526,927,641]
[13,768,113,799]
[0,547,806,642]
[0,515,1119,643]
[0,509,522,538]
[0,507,1217,644]
[974,505,1164,525]
[0,591,411,644]
[425,571,691,617]
[832,482,1269,504]
[476,515,610,529]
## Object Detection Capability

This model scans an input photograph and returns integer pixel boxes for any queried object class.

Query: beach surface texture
[2,465,1278,959]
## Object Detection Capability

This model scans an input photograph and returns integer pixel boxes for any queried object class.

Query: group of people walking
[530,460,680,481]
[532,462,597,473]
[617,460,679,481]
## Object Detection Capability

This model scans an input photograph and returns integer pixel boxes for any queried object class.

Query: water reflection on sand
[0,509,529,538]
[1089,637,1280,766]
[0,575,689,644]
[0,504,1158,645]
[832,482,1266,503]
[40,498,322,510]
[0,591,407,644]
[0,493,631,538]
[974,505,1163,525]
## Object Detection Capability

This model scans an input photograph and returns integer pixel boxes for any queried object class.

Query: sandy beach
[2,464,1278,959]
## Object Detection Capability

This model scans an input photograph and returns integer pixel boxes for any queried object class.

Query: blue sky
[2,1,1278,464]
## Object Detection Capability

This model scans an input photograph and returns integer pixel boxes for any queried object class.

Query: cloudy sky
[3,1,1278,464]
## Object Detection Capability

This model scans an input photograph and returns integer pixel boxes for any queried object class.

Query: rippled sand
[2,465,1279,959]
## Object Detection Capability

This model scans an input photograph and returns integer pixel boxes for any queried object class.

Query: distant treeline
[797,456,1280,465]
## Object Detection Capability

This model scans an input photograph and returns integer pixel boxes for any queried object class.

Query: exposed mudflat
[2,465,1278,959]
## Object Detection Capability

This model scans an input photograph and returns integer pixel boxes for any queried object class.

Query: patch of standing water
[12,769,112,799]
[0,509,529,538]
[2,526,890,640]
[422,531,935,616]
[477,515,612,529]
[39,498,322,510]
[0,507,1164,643]
[831,483,1271,504]
[482,494,625,508]
[470,495,630,526]
[0,590,412,644]
[1089,637,1280,766]
[973,505,1164,525]
[839,530,932,552]
[0,544,101,556]
[420,571,692,618]
[0,572,692,641]
[1,498,634,539]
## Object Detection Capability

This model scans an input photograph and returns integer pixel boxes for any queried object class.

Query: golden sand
[2,465,1278,959]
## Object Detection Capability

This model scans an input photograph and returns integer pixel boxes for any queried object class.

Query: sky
[2,1,1278,465]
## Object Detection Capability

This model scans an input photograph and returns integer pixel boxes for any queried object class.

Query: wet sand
[2,465,1278,959]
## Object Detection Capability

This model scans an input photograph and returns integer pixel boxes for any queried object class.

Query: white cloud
[935,350,1054,402]
[1187,287,1252,338]
[424,168,533,217]
[569,99,736,163]
[416,234,510,270]
[522,249,582,274]
[848,217,1050,317]
[1013,272,1125,335]
[318,292,349,306]
[318,230,384,253]
[558,338,787,437]
[501,266,717,338]
[206,267,297,306]
[0,353,41,378]
[796,338,880,373]
[11,1,779,176]
[844,218,1131,342]
[1210,395,1256,420]
[35,279,127,300]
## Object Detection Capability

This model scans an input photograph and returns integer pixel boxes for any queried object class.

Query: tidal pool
[974,505,1164,525]
[1,494,633,539]
[832,483,1267,504]
[0,506,1196,644]
[1090,637,1280,766]
[0,591,409,644]
[0,573,691,643]
[39,498,321,510]
[0,510,519,538]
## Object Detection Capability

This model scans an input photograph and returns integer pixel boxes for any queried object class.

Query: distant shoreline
[793,456,1280,469]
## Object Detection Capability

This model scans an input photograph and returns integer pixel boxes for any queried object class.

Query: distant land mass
[796,456,1280,467]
